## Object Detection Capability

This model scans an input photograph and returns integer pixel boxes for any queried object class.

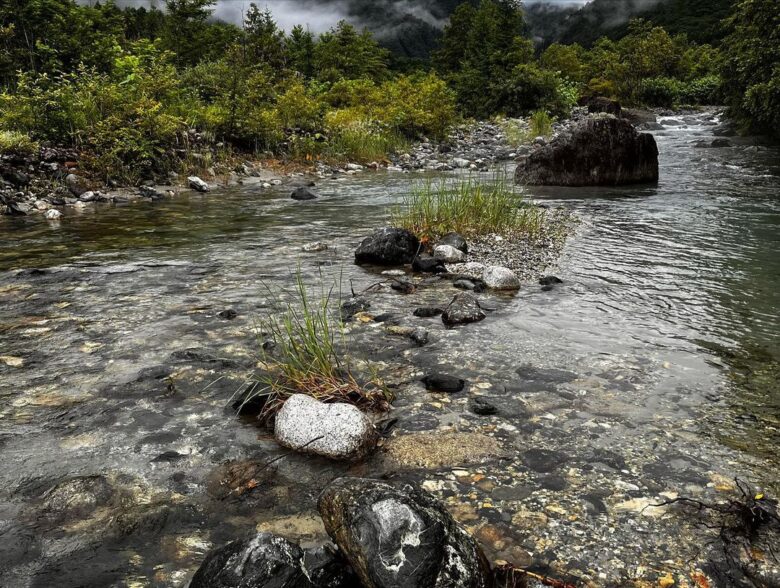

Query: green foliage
[529,110,554,137]
[391,174,546,242]
[540,43,585,83]
[0,130,38,155]
[720,0,780,138]
[312,21,390,83]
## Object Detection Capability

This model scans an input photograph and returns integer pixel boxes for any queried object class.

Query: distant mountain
[526,0,734,47]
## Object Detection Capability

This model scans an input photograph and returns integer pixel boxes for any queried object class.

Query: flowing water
[0,115,778,587]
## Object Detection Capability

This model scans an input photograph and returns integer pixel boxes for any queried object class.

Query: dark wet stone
[6,201,30,215]
[422,374,465,393]
[135,365,173,382]
[582,493,608,516]
[492,484,534,501]
[217,309,238,320]
[190,532,357,588]
[539,275,563,286]
[291,186,319,200]
[470,398,498,416]
[516,117,658,186]
[355,227,420,266]
[1,167,30,187]
[521,448,568,473]
[340,297,370,320]
[515,365,577,384]
[585,448,627,471]
[538,474,568,491]
[396,413,440,432]
[413,306,443,318]
[372,313,396,323]
[318,477,492,588]
[437,232,468,254]
[170,348,238,368]
[453,279,477,291]
[41,475,113,521]
[412,256,447,274]
[151,450,186,463]
[390,280,415,294]
[442,293,485,327]
[410,329,429,347]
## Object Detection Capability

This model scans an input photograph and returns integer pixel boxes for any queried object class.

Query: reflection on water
[0,116,778,585]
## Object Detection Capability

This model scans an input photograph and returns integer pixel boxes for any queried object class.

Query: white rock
[44,209,62,220]
[459,262,485,278]
[302,241,328,253]
[482,266,520,290]
[72,201,87,209]
[188,176,210,192]
[452,157,471,168]
[274,394,377,461]
[433,244,466,263]
[346,163,364,171]
[34,200,49,211]
[79,191,96,202]
[270,179,283,186]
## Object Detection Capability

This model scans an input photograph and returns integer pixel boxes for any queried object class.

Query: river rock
[44,209,62,220]
[302,241,328,252]
[412,255,447,274]
[341,297,370,320]
[190,532,357,588]
[482,266,520,290]
[422,374,465,393]
[442,293,485,326]
[318,477,492,588]
[41,475,113,522]
[291,186,319,200]
[65,173,90,197]
[515,116,659,186]
[413,306,443,318]
[6,201,31,215]
[433,244,465,263]
[453,157,471,168]
[188,176,210,192]
[274,394,378,461]
[437,232,468,254]
[355,228,420,266]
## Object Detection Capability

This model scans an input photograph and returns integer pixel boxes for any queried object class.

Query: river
[1,114,778,586]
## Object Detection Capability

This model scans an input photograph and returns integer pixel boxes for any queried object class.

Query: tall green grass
[240,271,390,421]
[391,174,546,242]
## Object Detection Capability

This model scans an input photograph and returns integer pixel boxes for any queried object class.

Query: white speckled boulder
[482,266,520,290]
[274,394,377,461]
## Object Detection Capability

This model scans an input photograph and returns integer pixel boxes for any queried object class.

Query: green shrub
[678,75,721,105]
[638,76,683,107]
[529,110,554,137]
[0,130,39,156]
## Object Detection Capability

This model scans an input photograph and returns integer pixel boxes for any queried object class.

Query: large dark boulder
[515,116,659,186]
[355,228,420,266]
[190,532,358,588]
[318,477,492,588]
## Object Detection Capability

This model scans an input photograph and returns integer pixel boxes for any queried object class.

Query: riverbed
[1,115,778,587]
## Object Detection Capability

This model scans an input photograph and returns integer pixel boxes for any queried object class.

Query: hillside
[527,0,734,47]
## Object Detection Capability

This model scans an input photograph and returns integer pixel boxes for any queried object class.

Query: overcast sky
[87,1,589,32]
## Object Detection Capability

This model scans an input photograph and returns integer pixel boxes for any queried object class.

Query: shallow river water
[1,116,778,587]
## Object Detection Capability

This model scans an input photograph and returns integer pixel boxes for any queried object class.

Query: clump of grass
[529,109,554,138]
[0,130,39,156]
[326,121,409,163]
[240,271,390,422]
[501,118,531,148]
[391,174,546,242]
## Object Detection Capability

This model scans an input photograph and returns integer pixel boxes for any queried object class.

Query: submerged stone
[355,228,420,266]
[442,293,485,327]
[421,374,465,393]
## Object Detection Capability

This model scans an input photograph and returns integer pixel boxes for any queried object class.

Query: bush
[638,76,683,107]
[0,130,39,156]
[678,75,721,105]
[500,65,574,118]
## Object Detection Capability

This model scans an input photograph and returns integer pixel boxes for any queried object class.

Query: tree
[313,21,389,82]
[287,25,315,79]
[243,4,286,70]
[540,43,584,83]
[720,0,780,137]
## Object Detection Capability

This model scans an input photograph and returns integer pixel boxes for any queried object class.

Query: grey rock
[433,244,466,263]
[318,477,492,588]
[482,266,520,290]
[291,187,319,200]
[44,209,62,220]
[516,116,659,186]
[302,241,328,252]
[188,176,210,192]
[442,293,486,327]
[65,173,90,197]
[437,232,468,254]
[274,394,378,461]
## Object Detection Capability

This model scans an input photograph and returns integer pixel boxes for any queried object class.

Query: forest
[0,0,777,182]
